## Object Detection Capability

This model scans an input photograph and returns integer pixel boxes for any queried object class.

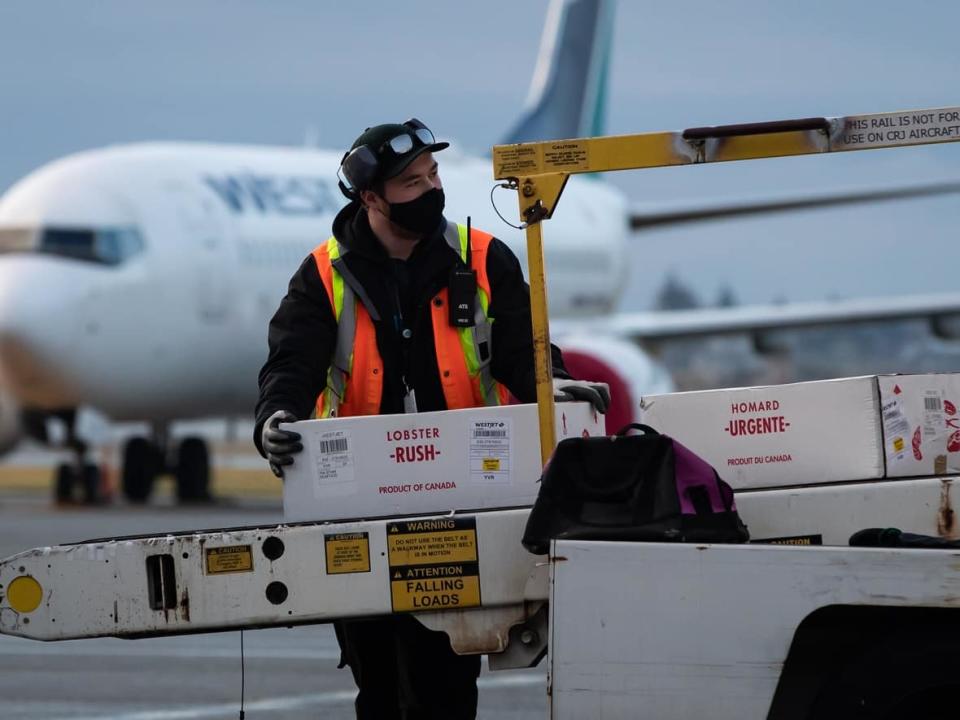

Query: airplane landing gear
[53,410,103,505]
[175,437,211,503]
[55,461,101,504]
[121,436,161,503]
[121,430,211,504]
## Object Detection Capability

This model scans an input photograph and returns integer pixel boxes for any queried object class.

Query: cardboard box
[639,376,884,489]
[281,402,604,522]
[639,373,960,489]
[878,374,960,477]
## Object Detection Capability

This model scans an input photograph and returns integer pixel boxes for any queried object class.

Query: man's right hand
[261,410,302,478]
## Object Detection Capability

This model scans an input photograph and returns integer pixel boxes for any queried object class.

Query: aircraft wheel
[123,437,158,503]
[176,436,211,503]
[80,462,101,505]
[54,463,74,503]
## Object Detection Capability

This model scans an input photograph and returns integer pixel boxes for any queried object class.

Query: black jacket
[254,202,568,454]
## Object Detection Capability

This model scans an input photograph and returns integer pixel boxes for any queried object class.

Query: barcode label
[314,430,354,491]
[319,437,349,454]
[925,397,943,411]
[470,418,511,484]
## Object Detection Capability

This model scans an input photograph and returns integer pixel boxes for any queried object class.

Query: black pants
[334,615,481,720]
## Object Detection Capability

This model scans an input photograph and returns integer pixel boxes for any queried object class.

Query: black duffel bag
[522,424,749,555]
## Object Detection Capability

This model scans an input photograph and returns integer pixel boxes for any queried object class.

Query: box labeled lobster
[281,402,603,522]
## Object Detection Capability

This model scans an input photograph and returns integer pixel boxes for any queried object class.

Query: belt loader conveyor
[0,509,549,669]
[4,475,960,653]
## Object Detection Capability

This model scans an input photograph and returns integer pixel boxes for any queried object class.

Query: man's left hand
[553,379,611,414]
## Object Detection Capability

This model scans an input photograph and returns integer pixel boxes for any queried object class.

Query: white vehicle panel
[549,541,960,719]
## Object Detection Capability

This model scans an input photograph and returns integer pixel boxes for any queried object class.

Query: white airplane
[1,0,959,504]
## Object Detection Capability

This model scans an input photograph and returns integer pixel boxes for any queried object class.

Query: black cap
[347,121,449,187]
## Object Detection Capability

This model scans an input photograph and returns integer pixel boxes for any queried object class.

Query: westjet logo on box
[386,427,442,464]
[724,398,793,467]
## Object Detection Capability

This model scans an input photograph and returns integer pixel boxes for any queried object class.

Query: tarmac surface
[0,485,547,719]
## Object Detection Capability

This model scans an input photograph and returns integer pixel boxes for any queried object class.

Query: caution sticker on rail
[386,517,481,612]
[835,108,960,151]
[324,532,370,575]
[493,144,540,176]
[542,139,590,170]
[205,545,253,574]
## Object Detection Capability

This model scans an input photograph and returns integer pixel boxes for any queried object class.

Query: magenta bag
[522,423,749,554]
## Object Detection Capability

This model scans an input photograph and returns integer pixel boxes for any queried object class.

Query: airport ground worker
[254,118,609,719]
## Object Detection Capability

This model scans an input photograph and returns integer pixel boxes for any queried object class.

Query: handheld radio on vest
[449,216,477,327]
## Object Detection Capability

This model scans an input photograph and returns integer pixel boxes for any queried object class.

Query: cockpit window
[0,226,145,265]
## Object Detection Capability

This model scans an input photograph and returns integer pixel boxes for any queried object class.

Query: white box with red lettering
[280,402,604,522]
[878,374,960,478]
[638,376,884,489]
[638,373,960,489]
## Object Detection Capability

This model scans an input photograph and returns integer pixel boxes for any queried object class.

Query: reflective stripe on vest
[313,239,382,417]
[311,222,508,417]
[435,222,510,409]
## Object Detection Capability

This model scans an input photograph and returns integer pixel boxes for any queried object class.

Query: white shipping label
[469,418,512,484]
[923,390,945,440]
[882,397,911,460]
[313,429,355,493]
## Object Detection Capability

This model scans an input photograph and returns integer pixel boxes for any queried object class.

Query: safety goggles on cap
[381,122,437,156]
[337,118,448,199]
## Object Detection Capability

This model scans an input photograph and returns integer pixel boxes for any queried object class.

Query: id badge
[403,387,418,414]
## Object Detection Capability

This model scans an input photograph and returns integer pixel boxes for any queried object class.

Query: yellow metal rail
[494,105,960,463]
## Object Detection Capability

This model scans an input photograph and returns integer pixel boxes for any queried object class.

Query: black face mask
[387,187,445,236]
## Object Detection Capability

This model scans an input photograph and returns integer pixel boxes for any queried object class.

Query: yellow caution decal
[325,532,370,575]
[387,517,481,612]
[205,545,253,574]
[751,534,823,546]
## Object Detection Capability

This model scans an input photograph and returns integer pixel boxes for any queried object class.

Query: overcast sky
[3,0,960,309]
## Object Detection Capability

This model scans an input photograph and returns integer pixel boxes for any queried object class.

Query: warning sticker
[325,532,370,575]
[542,140,590,171]
[751,534,823,546]
[493,144,540,176]
[205,545,253,574]
[470,419,511,484]
[314,429,355,495]
[387,517,481,612]
[834,108,960,151]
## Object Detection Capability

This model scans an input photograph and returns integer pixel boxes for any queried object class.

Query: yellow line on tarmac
[0,466,281,499]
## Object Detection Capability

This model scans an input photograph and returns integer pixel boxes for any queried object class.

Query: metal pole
[522,218,556,464]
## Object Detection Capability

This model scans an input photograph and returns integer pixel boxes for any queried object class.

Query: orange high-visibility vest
[312,222,509,417]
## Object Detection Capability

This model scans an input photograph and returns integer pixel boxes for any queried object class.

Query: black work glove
[553,379,611,414]
[261,410,302,478]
